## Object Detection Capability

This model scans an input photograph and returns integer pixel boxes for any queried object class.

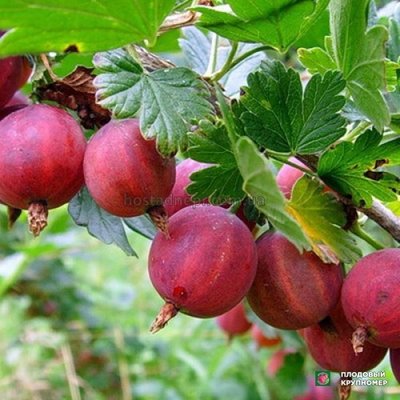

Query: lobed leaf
[93,49,213,156]
[240,60,346,154]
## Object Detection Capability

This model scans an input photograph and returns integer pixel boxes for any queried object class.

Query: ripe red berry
[216,303,252,339]
[148,205,257,332]
[341,248,400,351]
[0,104,86,235]
[84,119,175,231]
[247,232,343,330]
[0,32,31,108]
[303,302,387,372]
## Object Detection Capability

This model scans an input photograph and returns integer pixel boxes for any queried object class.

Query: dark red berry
[148,205,257,332]
[247,232,343,330]
[341,248,400,351]
[0,104,86,235]
[0,92,29,122]
[0,104,27,121]
[84,119,176,230]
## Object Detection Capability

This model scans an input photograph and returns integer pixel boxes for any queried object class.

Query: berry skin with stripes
[148,205,258,333]
[84,119,176,218]
[0,104,86,236]
[247,232,343,330]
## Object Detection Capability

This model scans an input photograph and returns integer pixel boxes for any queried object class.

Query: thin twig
[360,200,400,242]
[61,342,82,400]
[113,328,132,400]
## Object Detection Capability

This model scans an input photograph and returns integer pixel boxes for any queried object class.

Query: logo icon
[315,371,331,386]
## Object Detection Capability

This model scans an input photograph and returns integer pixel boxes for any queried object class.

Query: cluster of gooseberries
[1,44,399,400]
